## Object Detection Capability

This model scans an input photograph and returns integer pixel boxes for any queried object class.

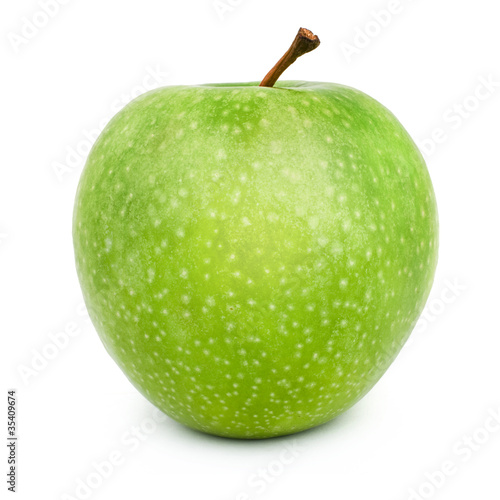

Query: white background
[2,0,500,499]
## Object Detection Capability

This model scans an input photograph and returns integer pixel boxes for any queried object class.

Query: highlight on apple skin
[73,29,438,439]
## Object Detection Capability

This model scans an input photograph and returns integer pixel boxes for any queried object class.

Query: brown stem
[259,28,320,88]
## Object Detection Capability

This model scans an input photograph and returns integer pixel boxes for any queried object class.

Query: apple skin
[73,81,438,439]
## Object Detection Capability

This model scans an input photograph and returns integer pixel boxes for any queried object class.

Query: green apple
[73,28,438,438]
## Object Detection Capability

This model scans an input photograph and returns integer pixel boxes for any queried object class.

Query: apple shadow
[152,399,370,448]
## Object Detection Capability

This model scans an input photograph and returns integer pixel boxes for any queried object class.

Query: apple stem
[259,28,320,88]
